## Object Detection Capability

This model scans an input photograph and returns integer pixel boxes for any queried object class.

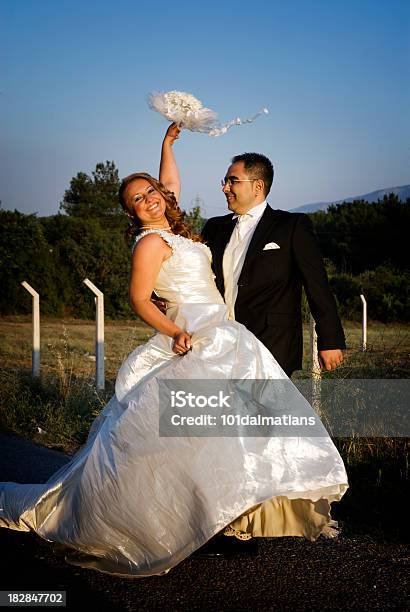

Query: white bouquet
[148,90,268,137]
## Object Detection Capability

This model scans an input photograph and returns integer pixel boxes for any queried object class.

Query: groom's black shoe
[193,535,258,558]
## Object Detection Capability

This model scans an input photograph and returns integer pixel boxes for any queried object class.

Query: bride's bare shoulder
[132,232,173,259]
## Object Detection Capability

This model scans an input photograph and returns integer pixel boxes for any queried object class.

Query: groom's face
[222,161,261,214]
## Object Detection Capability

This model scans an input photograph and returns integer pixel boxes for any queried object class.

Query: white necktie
[223,214,251,320]
[235,213,249,238]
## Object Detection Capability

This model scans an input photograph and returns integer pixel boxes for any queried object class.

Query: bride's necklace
[140,224,171,231]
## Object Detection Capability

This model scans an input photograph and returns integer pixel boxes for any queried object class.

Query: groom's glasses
[221,178,256,188]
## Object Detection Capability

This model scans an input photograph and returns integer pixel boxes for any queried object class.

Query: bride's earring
[126,212,135,226]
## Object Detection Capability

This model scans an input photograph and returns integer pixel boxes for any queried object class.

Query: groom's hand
[318,349,343,371]
[151,294,168,314]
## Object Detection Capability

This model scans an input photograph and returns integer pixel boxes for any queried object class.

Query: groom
[202,153,345,376]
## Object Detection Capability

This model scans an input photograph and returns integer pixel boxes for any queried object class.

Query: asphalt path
[0,432,408,611]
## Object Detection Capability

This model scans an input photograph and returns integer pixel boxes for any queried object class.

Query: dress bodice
[133,230,224,306]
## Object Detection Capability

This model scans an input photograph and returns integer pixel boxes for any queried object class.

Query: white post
[21,281,40,378]
[309,314,322,415]
[83,278,105,390]
[360,294,367,351]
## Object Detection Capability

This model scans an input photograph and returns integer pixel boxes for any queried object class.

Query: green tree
[41,215,132,318]
[185,205,206,235]
[0,210,63,315]
[309,195,409,274]
[60,161,122,218]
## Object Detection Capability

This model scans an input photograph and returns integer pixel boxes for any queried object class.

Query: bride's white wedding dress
[0,230,348,577]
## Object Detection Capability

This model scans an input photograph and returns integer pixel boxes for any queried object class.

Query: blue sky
[1,0,409,218]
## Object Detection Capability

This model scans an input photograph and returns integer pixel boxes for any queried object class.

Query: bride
[0,124,348,577]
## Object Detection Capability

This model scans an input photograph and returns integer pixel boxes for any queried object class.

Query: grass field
[0,315,409,538]
[1,315,408,380]
[0,316,153,380]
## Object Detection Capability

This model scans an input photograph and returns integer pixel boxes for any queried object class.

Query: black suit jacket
[202,205,345,374]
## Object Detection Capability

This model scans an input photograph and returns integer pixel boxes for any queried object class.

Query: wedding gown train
[0,230,348,577]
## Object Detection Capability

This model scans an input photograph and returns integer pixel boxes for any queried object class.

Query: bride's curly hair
[119,172,203,245]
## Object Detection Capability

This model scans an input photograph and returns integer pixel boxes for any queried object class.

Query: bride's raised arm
[159,122,181,202]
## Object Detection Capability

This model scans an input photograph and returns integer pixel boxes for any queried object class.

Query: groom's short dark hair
[231,153,274,196]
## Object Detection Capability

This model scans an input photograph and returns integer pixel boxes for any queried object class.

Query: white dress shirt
[223,200,267,320]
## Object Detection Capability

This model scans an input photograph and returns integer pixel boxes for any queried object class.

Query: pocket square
[263,242,280,250]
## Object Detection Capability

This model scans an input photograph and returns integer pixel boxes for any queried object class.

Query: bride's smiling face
[124,178,167,225]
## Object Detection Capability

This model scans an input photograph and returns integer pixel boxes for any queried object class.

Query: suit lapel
[238,205,280,281]
[212,216,236,294]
